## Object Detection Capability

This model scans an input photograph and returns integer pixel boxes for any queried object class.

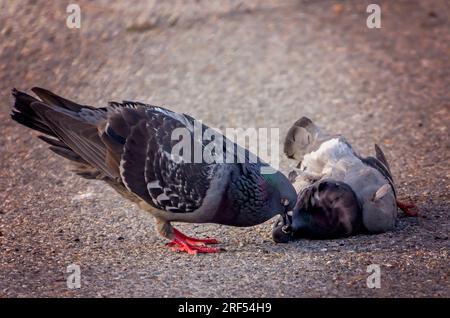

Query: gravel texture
[0,0,449,297]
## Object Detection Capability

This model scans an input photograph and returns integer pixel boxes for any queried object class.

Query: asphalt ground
[0,0,448,297]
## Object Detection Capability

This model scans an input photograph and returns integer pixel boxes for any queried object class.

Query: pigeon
[273,117,418,242]
[10,88,297,254]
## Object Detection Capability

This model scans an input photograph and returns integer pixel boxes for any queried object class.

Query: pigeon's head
[262,170,297,217]
[272,179,362,242]
[272,212,294,243]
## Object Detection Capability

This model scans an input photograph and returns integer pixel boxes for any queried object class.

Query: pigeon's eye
[281,198,290,206]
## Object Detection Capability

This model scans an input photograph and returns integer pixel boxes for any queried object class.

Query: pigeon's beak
[272,212,294,243]
[279,198,294,232]
[281,211,293,234]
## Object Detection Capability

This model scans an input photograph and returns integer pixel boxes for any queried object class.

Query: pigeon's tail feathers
[30,101,114,178]
[11,89,89,166]
[11,88,116,179]
[37,135,86,164]
[31,87,94,112]
[11,89,57,137]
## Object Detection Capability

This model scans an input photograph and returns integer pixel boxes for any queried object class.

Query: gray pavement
[0,0,449,297]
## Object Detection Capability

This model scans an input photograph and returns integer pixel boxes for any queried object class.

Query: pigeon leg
[156,220,221,254]
[173,228,219,245]
[164,228,221,254]
[396,200,419,216]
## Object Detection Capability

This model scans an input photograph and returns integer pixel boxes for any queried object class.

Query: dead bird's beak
[281,210,293,234]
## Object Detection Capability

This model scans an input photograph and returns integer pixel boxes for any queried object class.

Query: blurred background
[0,0,449,297]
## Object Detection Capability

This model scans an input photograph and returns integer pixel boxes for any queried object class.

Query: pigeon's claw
[173,228,219,245]
[166,228,221,254]
[396,199,419,216]
[166,238,221,254]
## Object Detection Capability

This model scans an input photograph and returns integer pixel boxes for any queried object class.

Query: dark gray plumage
[11,88,297,254]
[272,179,362,242]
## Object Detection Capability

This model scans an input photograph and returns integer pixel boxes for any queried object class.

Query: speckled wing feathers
[103,104,216,214]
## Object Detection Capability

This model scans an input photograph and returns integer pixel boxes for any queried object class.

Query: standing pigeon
[10,88,297,254]
[273,117,418,241]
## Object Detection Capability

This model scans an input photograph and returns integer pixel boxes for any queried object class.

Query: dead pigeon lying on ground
[273,117,418,242]
[11,88,297,254]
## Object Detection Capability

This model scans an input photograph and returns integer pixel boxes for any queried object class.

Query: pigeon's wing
[12,88,225,215]
[359,145,396,197]
[374,144,391,173]
[102,104,218,214]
